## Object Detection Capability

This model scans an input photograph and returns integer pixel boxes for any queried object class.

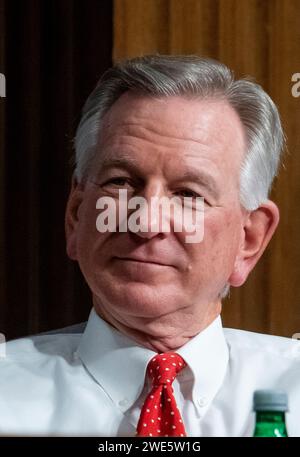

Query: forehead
[100,91,246,150]
[96,92,246,186]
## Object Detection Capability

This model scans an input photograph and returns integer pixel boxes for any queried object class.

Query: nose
[129,182,167,240]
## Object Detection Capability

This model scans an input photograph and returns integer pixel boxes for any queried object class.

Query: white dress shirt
[0,307,300,437]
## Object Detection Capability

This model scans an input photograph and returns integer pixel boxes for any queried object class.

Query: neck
[92,296,222,353]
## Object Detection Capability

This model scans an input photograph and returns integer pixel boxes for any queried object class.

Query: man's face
[68,93,247,320]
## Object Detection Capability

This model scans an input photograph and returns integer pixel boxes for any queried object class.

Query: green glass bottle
[253,390,288,437]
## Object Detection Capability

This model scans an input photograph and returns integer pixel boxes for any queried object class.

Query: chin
[95,278,182,318]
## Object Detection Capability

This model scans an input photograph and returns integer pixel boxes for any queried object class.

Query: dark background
[0,0,113,339]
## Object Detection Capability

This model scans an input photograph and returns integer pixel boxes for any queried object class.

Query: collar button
[197,397,207,407]
[119,398,129,407]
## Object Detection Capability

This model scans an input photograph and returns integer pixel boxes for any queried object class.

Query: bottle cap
[253,389,288,412]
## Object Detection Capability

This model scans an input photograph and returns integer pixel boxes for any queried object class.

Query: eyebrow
[97,154,220,200]
[178,169,220,200]
[99,155,141,173]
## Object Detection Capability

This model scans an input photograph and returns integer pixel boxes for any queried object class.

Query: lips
[115,256,173,267]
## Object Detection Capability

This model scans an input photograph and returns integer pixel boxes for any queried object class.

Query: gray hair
[74,54,285,211]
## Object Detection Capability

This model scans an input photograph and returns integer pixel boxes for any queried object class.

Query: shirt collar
[77,307,229,413]
[176,313,229,411]
[77,308,155,411]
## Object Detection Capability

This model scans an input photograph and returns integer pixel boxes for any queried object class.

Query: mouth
[114,256,173,268]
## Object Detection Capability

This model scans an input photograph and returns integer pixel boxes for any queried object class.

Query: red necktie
[136,352,187,437]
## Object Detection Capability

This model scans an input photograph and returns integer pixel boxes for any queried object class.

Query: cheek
[184,210,242,276]
[207,211,242,270]
[76,195,109,263]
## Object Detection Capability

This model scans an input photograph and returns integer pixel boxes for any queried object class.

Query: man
[0,55,299,437]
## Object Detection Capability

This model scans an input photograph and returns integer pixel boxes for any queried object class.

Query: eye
[104,177,132,187]
[174,189,210,207]
[175,189,201,199]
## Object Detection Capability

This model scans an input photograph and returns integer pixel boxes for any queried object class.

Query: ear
[228,200,280,287]
[65,175,85,261]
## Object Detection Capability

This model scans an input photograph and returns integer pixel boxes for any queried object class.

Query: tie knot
[147,352,186,386]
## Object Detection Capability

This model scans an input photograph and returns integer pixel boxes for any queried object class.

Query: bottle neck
[256,411,286,423]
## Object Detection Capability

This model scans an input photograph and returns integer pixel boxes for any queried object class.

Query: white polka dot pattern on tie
[136,352,187,437]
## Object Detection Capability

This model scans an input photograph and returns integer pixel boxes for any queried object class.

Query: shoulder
[224,326,300,363]
[0,322,87,369]
[0,323,87,433]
